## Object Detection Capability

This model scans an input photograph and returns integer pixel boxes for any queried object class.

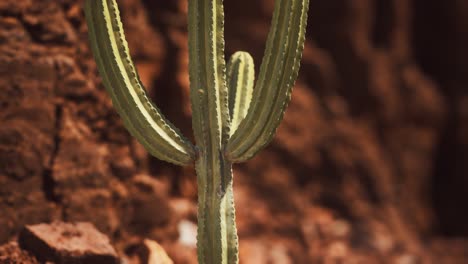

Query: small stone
[177,220,197,248]
[170,198,196,221]
[137,239,173,264]
[329,219,351,238]
[327,242,348,259]
[19,222,119,264]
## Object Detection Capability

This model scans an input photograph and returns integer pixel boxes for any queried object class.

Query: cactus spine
[85,0,309,263]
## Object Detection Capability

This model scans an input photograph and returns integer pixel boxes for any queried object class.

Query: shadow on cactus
[84,0,309,263]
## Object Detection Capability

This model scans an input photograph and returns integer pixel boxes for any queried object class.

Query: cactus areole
[84,0,309,263]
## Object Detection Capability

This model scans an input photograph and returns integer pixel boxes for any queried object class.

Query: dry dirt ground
[1,0,467,263]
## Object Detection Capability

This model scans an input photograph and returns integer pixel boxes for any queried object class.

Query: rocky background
[1,0,467,263]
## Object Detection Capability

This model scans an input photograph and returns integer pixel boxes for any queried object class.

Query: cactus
[84,0,309,263]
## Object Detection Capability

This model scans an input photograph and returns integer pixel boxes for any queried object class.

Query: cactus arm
[226,52,255,135]
[84,0,196,166]
[226,0,309,162]
[188,0,236,263]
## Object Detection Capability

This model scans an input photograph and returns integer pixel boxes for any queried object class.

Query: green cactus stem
[227,52,255,135]
[84,0,309,263]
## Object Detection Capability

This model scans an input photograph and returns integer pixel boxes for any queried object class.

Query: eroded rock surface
[19,222,119,264]
[0,242,39,264]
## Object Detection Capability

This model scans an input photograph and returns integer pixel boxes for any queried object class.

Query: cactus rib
[84,0,196,165]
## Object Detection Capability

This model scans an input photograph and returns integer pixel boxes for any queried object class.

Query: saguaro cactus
[84,0,309,263]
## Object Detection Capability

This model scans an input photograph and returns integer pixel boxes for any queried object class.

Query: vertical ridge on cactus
[84,0,309,263]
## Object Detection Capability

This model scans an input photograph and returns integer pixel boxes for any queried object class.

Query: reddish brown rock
[18,222,119,264]
[0,241,39,264]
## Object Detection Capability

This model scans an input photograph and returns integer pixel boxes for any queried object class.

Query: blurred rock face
[0,0,467,263]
